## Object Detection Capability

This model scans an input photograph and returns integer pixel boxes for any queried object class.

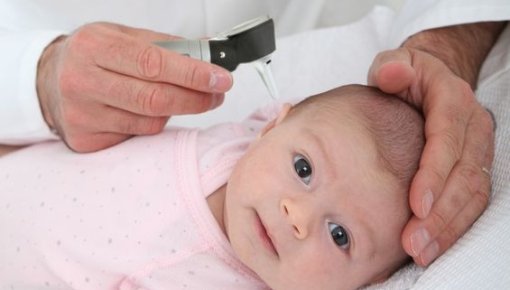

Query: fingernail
[410,228,430,257]
[422,189,434,217]
[209,70,232,92]
[420,241,439,265]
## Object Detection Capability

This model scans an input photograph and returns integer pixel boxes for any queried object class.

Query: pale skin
[36,22,233,152]
[207,102,410,290]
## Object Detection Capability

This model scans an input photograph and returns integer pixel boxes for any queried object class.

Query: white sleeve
[390,0,510,47]
[0,29,64,144]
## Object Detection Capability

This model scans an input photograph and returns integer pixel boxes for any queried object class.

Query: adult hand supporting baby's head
[37,22,232,153]
[367,22,506,266]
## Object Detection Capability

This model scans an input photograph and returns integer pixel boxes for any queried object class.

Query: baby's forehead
[290,100,368,136]
[290,90,377,128]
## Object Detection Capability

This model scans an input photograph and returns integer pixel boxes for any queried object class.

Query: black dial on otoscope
[209,18,276,71]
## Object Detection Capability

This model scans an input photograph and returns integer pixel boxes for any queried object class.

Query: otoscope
[155,16,278,99]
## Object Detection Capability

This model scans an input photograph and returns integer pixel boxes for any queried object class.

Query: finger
[64,100,169,136]
[91,69,223,116]
[56,101,168,152]
[64,131,132,153]
[89,105,170,136]
[408,161,485,258]
[59,108,133,153]
[414,169,491,266]
[402,107,494,263]
[367,49,415,94]
[88,28,232,93]
[408,79,474,218]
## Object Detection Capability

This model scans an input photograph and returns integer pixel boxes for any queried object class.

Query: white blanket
[173,6,510,289]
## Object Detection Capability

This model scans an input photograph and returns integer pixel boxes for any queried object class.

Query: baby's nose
[280,198,312,240]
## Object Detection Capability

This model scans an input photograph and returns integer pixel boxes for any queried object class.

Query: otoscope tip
[254,56,279,100]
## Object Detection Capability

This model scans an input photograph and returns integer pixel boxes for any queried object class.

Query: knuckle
[457,163,481,193]
[137,46,163,79]
[199,93,216,112]
[183,64,203,88]
[182,92,215,114]
[429,210,448,233]
[440,224,459,245]
[183,92,213,114]
[444,192,464,217]
[65,137,87,153]
[479,108,496,135]
[144,117,167,134]
[439,130,463,160]
[62,131,93,153]
[118,121,138,135]
[118,117,166,135]
[438,92,471,129]
[425,165,448,187]
[136,85,171,116]
[116,120,137,135]
[473,189,490,212]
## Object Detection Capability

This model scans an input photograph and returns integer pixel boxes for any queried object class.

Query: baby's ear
[258,103,292,138]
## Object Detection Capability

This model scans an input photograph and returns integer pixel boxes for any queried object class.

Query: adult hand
[37,22,232,152]
[368,22,506,266]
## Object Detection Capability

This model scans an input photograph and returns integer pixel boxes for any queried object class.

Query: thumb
[368,48,415,94]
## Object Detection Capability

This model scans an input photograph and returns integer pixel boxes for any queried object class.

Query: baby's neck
[207,184,228,236]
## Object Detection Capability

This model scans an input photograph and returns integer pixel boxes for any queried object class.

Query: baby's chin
[254,266,364,290]
[263,278,359,290]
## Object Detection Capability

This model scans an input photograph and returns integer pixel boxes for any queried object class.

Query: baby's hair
[289,84,425,194]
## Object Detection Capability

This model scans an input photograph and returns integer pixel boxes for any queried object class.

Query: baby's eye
[293,155,312,185]
[328,222,349,249]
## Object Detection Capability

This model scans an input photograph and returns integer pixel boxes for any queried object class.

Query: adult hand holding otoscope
[37,22,235,153]
[37,17,276,153]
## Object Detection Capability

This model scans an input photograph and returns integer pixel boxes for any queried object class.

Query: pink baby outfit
[0,105,280,290]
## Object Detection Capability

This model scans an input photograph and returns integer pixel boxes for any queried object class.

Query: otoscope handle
[155,18,275,72]
[154,39,211,62]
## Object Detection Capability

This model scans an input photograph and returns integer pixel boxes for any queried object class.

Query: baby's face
[224,105,409,290]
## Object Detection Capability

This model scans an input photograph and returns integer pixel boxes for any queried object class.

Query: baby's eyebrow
[301,129,334,174]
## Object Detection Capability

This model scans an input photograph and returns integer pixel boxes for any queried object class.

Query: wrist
[402,22,507,88]
[36,35,66,131]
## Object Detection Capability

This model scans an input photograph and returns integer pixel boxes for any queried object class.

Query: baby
[0,84,424,290]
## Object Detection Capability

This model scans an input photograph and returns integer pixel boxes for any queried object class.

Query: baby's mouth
[255,212,279,258]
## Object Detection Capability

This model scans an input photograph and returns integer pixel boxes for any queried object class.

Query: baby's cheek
[281,249,359,290]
